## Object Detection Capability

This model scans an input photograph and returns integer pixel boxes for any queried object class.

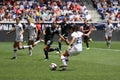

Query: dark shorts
[44,39,53,47]
[62,33,69,39]
[83,36,89,42]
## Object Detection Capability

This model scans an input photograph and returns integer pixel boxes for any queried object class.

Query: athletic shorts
[15,35,23,42]
[83,36,89,42]
[62,33,69,39]
[105,33,112,37]
[29,35,36,41]
[44,39,53,47]
[67,45,82,56]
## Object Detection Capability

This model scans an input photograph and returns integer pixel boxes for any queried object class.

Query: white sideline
[52,44,120,52]
[1,44,120,52]
[90,47,120,52]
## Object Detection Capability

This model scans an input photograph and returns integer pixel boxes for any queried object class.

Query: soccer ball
[49,63,57,70]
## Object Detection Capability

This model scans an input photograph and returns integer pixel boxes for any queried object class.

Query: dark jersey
[45,26,59,40]
[60,22,69,35]
[83,23,91,34]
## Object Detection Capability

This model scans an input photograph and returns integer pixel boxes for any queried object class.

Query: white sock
[108,40,111,44]
[29,49,32,56]
[61,56,67,66]
[23,46,30,49]
[13,48,17,57]
[34,40,40,45]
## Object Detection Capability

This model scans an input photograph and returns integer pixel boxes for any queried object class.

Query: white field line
[90,47,120,52]
[1,44,120,52]
[52,44,120,52]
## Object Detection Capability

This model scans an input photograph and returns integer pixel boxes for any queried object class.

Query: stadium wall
[0,30,120,42]
[0,22,120,42]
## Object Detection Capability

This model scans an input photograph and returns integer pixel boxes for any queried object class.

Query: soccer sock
[44,49,48,59]
[29,49,32,56]
[108,40,111,44]
[86,42,89,48]
[22,46,30,49]
[34,40,40,45]
[61,56,67,66]
[58,42,61,50]
[49,48,55,52]
[13,48,17,57]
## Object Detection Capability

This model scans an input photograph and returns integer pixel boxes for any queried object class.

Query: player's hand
[68,46,71,50]
[6,32,10,34]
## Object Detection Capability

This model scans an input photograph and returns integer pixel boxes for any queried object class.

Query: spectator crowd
[92,0,120,21]
[0,0,92,22]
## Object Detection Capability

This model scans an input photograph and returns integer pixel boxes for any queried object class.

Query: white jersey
[27,23,36,41]
[15,23,23,42]
[67,31,83,56]
[105,23,113,37]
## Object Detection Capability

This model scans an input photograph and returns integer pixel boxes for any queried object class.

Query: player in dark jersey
[81,20,92,50]
[43,21,66,60]
[58,17,69,51]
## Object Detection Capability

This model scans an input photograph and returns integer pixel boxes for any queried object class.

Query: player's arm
[20,28,24,36]
[35,27,38,38]
[83,30,91,36]
[58,34,69,45]
[81,26,89,32]
[68,37,75,49]
[6,24,15,34]
[110,25,114,34]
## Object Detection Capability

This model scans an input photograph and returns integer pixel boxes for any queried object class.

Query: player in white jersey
[26,18,40,56]
[59,24,91,70]
[6,17,32,59]
[104,19,114,48]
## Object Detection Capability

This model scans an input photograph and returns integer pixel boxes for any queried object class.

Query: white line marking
[1,44,120,52]
[90,47,120,52]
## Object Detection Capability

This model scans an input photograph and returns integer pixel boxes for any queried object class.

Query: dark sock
[44,49,48,59]
[58,42,61,50]
[49,48,55,52]
[86,42,89,48]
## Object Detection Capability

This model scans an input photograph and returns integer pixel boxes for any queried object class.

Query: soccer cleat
[107,43,110,48]
[55,47,61,53]
[44,58,49,61]
[29,52,32,56]
[11,57,17,59]
[59,65,67,71]
[89,38,93,42]
[86,48,90,50]
[59,65,67,68]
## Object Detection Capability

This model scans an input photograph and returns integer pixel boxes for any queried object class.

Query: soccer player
[43,21,66,60]
[104,19,114,48]
[26,18,40,56]
[6,17,32,59]
[81,20,92,50]
[36,21,44,42]
[58,17,69,52]
[59,25,91,70]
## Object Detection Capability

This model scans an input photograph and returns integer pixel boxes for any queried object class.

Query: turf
[0,41,120,80]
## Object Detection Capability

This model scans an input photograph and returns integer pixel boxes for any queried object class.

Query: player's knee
[18,46,23,50]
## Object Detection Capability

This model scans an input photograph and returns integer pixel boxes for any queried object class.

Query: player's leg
[12,42,18,59]
[58,38,62,50]
[43,45,49,60]
[84,36,90,49]
[107,36,112,48]
[105,35,109,48]
[60,50,69,67]
[28,41,34,56]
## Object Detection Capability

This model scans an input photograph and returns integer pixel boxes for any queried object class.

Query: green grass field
[0,41,120,80]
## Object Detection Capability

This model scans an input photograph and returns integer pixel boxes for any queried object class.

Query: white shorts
[29,35,36,41]
[67,44,82,56]
[105,33,112,37]
[15,35,23,42]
